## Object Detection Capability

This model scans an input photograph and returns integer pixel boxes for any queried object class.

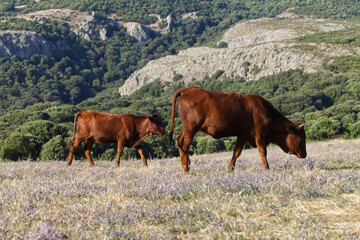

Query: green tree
[144,135,170,158]
[0,133,42,161]
[196,136,226,154]
[17,120,68,143]
[40,135,68,161]
[307,118,341,140]
[348,121,360,138]
[100,148,117,161]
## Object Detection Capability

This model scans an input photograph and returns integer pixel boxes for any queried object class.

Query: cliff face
[16,9,173,42]
[123,23,152,42]
[119,15,360,96]
[1,9,174,60]
[0,31,68,59]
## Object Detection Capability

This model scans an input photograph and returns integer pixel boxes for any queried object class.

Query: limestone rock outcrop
[123,23,152,42]
[0,31,68,59]
[119,16,360,96]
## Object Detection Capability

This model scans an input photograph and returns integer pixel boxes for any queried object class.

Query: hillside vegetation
[1,1,360,161]
[1,0,360,109]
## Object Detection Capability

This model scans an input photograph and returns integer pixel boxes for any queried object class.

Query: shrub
[17,120,68,143]
[100,148,117,161]
[144,136,172,158]
[196,136,226,154]
[348,121,360,138]
[40,135,68,161]
[173,71,183,82]
[212,70,225,80]
[121,148,138,160]
[217,41,228,48]
[307,118,341,140]
[99,147,140,161]
[0,133,41,161]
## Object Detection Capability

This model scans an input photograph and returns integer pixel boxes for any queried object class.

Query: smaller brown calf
[67,110,165,167]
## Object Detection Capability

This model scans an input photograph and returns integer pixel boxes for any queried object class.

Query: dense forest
[0,0,360,161]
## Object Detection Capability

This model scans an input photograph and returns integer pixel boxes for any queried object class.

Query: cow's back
[177,88,247,138]
[177,88,281,139]
[77,111,126,143]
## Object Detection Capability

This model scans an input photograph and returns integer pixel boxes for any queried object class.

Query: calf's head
[147,113,166,136]
[284,122,307,158]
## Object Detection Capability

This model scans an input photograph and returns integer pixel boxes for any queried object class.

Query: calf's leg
[228,137,245,172]
[255,137,269,170]
[83,138,95,166]
[135,145,147,166]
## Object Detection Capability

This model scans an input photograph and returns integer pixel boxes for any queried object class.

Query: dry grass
[0,139,359,239]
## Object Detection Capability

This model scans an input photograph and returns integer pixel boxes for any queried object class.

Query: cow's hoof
[228,168,235,173]
[183,168,190,174]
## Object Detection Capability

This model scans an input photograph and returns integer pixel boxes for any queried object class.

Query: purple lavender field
[1,139,359,239]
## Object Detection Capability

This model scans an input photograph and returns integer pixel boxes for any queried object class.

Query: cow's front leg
[115,141,124,167]
[135,145,147,166]
[83,138,95,166]
[228,137,245,172]
[255,137,269,170]
[177,131,194,173]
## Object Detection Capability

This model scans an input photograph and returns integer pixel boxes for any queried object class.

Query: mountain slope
[119,15,360,96]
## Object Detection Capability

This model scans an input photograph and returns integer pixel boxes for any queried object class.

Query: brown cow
[67,110,165,167]
[169,87,306,173]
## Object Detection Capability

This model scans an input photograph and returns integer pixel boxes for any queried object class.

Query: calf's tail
[72,111,84,141]
[168,89,183,146]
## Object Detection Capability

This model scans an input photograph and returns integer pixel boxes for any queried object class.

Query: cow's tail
[168,89,183,146]
[72,111,84,141]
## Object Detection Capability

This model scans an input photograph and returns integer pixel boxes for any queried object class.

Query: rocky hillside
[0,8,174,60]
[15,9,173,42]
[119,14,360,96]
[0,31,68,59]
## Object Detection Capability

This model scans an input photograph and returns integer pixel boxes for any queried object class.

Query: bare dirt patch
[16,8,93,28]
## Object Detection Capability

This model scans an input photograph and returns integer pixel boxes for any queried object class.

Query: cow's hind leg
[177,131,194,173]
[228,137,245,172]
[83,138,95,166]
[67,138,83,165]
[135,145,147,166]
[255,137,269,170]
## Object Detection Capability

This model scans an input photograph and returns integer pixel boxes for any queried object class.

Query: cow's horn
[299,123,305,128]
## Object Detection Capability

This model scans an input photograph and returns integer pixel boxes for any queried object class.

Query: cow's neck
[270,116,293,147]
[136,116,151,137]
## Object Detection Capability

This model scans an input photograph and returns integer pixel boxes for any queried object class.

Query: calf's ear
[150,113,161,122]
[151,113,159,119]
[149,113,158,123]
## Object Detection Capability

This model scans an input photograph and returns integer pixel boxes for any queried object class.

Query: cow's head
[283,122,307,158]
[148,113,166,136]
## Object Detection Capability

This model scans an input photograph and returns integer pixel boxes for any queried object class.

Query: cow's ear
[298,122,305,129]
[288,125,297,134]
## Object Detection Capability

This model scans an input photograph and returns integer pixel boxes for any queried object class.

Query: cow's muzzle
[296,152,306,158]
